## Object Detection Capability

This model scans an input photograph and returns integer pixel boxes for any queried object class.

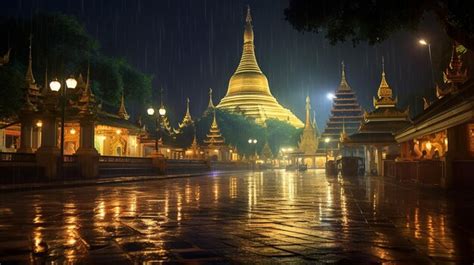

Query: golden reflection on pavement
[0,169,469,264]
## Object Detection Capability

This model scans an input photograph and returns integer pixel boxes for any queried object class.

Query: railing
[99,156,152,164]
[383,160,396,178]
[0,152,36,163]
[63,155,77,163]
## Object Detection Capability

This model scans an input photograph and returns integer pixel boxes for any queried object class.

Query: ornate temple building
[216,7,303,128]
[395,44,474,189]
[203,111,231,160]
[321,62,364,152]
[343,59,411,175]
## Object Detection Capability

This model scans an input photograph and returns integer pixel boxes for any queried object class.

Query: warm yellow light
[230,150,233,153]
[288,148,293,152]
[36,120,43,128]
[199,151,204,154]
[324,137,331,143]
[116,129,122,135]
[253,139,257,144]
[425,141,432,151]
[419,39,428,46]
[166,149,170,153]
[158,106,166,116]
[147,107,155,116]
[65,77,77,89]
[248,139,252,144]
[214,149,219,153]
[444,138,448,146]
[69,128,76,135]
[49,79,61,92]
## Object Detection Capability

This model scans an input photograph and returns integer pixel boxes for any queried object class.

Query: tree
[0,13,152,118]
[284,0,474,50]
[266,119,302,156]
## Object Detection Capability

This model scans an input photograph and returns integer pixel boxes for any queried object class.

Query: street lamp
[324,137,331,165]
[419,38,435,88]
[248,138,258,159]
[326,93,336,100]
[147,105,167,154]
[50,76,77,177]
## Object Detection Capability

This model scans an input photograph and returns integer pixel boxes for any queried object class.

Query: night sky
[2,0,443,128]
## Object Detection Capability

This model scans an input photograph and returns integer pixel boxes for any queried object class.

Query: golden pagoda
[204,111,225,146]
[373,58,397,109]
[298,96,319,154]
[178,97,193,128]
[216,6,303,128]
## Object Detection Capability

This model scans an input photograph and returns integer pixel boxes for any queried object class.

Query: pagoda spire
[208,88,215,109]
[373,57,397,109]
[305,96,311,128]
[337,61,351,91]
[118,92,130,120]
[436,43,468,99]
[78,65,96,116]
[312,110,320,136]
[26,35,35,85]
[234,5,262,75]
[179,97,193,128]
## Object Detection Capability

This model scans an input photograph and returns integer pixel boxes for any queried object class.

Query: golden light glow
[65,77,77,89]
[36,120,43,128]
[419,39,428,46]
[49,79,61,91]
[69,128,76,135]
[425,141,432,151]
[116,129,122,135]
[147,107,155,116]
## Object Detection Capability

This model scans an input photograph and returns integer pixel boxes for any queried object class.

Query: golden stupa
[216,7,304,128]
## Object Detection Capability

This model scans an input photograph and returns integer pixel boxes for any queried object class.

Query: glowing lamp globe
[419,39,428,46]
[49,80,61,92]
[324,137,331,143]
[65,77,77,89]
[248,139,252,144]
[158,107,166,116]
[253,139,257,144]
[147,107,155,116]
[327,93,336,100]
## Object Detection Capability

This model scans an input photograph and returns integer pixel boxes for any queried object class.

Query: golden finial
[208,88,214,108]
[118,92,129,120]
[246,5,252,24]
[26,34,35,84]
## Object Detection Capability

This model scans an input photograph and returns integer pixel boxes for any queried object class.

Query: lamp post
[147,105,166,154]
[49,76,77,177]
[419,39,436,88]
[248,138,258,159]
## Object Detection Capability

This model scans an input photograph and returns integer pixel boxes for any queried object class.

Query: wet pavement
[0,170,473,264]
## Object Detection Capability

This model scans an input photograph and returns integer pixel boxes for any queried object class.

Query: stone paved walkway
[0,170,472,264]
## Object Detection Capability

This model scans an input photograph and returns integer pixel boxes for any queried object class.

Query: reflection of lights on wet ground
[177,191,182,222]
[213,179,220,202]
[185,181,192,204]
[230,176,238,199]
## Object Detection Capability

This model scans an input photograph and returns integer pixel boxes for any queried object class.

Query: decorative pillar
[0,128,5,152]
[32,125,42,150]
[18,117,34,153]
[36,114,60,179]
[75,118,99,178]
[376,146,384,177]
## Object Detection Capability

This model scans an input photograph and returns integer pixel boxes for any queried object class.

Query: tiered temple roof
[321,62,363,149]
[436,43,468,99]
[344,60,411,145]
[216,6,303,128]
[204,111,225,146]
[178,98,193,128]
